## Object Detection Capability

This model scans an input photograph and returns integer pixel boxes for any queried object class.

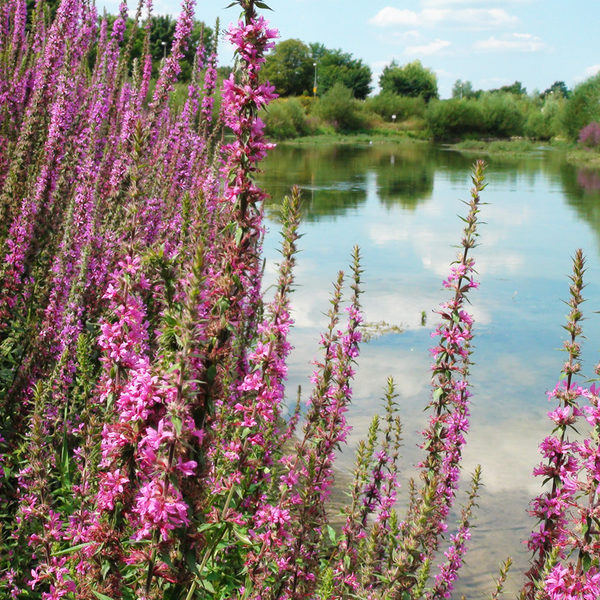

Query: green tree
[316,82,371,132]
[542,80,570,99]
[425,98,484,140]
[262,39,313,96]
[562,73,600,140]
[451,79,474,99]
[498,80,527,96]
[379,60,438,102]
[309,43,372,99]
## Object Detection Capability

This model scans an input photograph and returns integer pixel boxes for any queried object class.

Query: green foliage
[426,93,524,140]
[524,110,551,140]
[425,98,484,140]
[561,73,600,140]
[495,80,527,96]
[524,95,565,140]
[479,93,525,137]
[143,16,213,81]
[451,79,474,99]
[102,14,214,82]
[315,83,373,133]
[261,97,314,140]
[542,80,570,100]
[26,0,60,25]
[262,39,313,96]
[309,43,372,100]
[379,60,438,102]
[365,92,425,122]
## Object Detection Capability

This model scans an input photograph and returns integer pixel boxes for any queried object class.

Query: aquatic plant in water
[1,0,600,598]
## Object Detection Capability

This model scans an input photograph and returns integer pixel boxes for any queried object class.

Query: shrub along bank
[260,74,600,155]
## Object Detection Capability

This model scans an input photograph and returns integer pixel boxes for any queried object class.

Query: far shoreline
[273,133,600,170]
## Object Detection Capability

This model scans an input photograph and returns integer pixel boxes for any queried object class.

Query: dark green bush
[314,82,373,132]
[425,98,484,140]
[523,96,564,141]
[479,93,524,138]
[365,92,425,122]
[524,110,551,140]
[425,94,526,140]
[561,74,600,140]
[261,97,313,140]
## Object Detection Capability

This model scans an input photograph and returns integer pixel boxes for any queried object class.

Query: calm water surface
[257,141,600,597]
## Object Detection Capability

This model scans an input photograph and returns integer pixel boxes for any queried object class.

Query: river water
[257,141,600,597]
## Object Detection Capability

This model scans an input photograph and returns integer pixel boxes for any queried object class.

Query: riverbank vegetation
[259,37,600,166]
[4,0,600,598]
[262,76,599,144]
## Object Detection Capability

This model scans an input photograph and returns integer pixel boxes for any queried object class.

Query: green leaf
[100,561,111,580]
[232,526,252,545]
[582,551,592,572]
[172,415,182,436]
[234,226,243,247]
[51,542,93,557]
[92,592,116,600]
[326,524,337,544]
[206,364,217,383]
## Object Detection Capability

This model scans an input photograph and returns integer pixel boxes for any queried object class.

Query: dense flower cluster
[3,0,600,599]
[578,121,600,149]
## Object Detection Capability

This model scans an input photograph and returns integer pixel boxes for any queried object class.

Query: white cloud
[572,64,600,85]
[369,7,420,27]
[370,7,518,29]
[422,0,532,5]
[474,32,546,52]
[584,64,600,78]
[405,38,451,56]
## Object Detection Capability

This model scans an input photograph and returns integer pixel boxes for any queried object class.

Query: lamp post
[313,62,317,97]
[161,41,167,60]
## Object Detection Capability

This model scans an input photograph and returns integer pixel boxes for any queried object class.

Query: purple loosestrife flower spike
[522,249,587,600]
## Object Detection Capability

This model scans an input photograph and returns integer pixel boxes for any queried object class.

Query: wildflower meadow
[1,0,600,598]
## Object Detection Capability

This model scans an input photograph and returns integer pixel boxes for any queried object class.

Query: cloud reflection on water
[259,142,600,596]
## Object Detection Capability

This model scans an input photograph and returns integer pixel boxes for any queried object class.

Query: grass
[451,138,541,155]
[566,147,600,169]
[278,129,429,146]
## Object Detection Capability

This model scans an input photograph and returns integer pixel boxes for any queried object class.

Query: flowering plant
[1,1,600,599]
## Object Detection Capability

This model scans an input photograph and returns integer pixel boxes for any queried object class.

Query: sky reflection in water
[258,142,600,596]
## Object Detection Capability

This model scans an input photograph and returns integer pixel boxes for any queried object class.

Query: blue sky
[102,0,599,98]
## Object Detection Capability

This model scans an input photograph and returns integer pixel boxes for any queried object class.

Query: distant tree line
[260,69,600,145]
[261,39,372,99]
[451,78,570,100]
[34,0,600,146]
[263,42,443,104]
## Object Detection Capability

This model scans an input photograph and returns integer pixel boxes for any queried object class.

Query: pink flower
[134,480,190,541]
